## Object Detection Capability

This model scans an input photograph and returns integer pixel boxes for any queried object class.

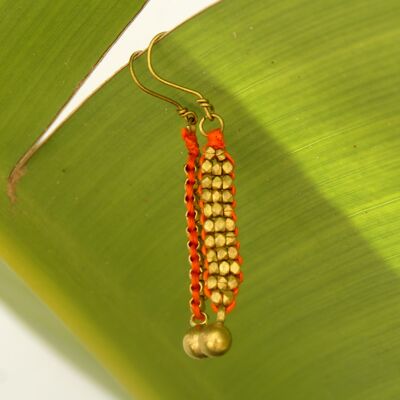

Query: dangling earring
[129,33,243,359]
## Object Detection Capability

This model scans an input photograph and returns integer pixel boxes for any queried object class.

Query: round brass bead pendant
[183,322,232,359]
[200,322,232,357]
[183,325,208,359]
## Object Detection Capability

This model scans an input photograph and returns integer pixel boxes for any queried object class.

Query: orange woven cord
[197,128,243,315]
[181,128,205,322]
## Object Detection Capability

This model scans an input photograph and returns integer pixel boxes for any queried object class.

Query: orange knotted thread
[182,128,205,322]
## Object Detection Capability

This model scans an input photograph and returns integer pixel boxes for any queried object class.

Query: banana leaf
[1,0,400,399]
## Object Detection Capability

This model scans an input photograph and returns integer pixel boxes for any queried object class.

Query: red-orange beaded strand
[181,128,205,322]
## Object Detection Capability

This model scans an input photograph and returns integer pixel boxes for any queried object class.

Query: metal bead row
[199,146,241,310]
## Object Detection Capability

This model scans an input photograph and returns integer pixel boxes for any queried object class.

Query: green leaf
[1,0,400,399]
[0,0,147,179]
[0,258,132,399]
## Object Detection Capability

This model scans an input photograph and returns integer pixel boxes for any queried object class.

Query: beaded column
[181,127,206,324]
[182,127,243,359]
[198,129,243,316]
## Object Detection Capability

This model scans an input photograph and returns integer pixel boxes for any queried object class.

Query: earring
[129,33,243,359]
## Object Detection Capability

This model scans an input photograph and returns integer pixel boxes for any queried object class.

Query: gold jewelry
[129,33,243,358]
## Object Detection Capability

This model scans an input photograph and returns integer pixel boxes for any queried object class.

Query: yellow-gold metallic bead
[217,248,228,260]
[208,262,219,275]
[212,190,222,203]
[222,290,234,305]
[205,147,216,160]
[214,217,226,232]
[203,203,213,218]
[212,176,222,189]
[222,175,233,189]
[207,275,218,290]
[211,290,223,304]
[214,233,226,247]
[230,260,241,274]
[201,175,212,189]
[222,190,234,203]
[204,235,215,248]
[225,232,236,245]
[216,149,226,161]
[225,218,236,231]
[199,322,232,357]
[183,325,207,359]
[204,219,214,233]
[201,160,213,173]
[201,189,212,202]
[223,204,234,217]
[228,246,238,259]
[211,161,222,176]
[222,160,234,174]
[219,261,230,275]
[217,276,228,290]
[227,274,239,289]
[207,249,217,262]
[212,203,223,216]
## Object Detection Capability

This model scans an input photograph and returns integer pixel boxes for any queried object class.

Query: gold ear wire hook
[147,32,224,136]
[129,39,197,130]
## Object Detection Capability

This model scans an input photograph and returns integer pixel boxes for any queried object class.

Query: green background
[1,0,400,398]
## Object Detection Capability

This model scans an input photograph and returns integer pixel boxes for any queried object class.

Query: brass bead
[222,190,234,203]
[211,161,222,176]
[217,276,228,290]
[217,247,228,260]
[223,204,234,217]
[222,175,233,189]
[228,246,238,259]
[207,249,217,262]
[214,217,226,232]
[201,160,213,173]
[230,260,241,274]
[227,274,239,289]
[212,203,223,216]
[199,322,232,357]
[214,233,226,247]
[207,275,218,290]
[219,261,230,275]
[222,160,234,174]
[222,290,234,305]
[204,219,214,233]
[225,232,236,245]
[205,146,216,160]
[210,290,223,305]
[216,307,226,323]
[212,190,222,203]
[201,175,212,189]
[203,203,213,218]
[201,189,212,202]
[225,217,236,231]
[183,325,207,359]
[208,262,219,275]
[212,176,223,189]
[204,235,215,248]
[216,149,226,161]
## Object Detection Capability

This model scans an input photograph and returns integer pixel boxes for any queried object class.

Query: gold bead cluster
[199,146,241,310]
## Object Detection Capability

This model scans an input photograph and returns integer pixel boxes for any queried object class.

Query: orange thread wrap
[182,128,205,322]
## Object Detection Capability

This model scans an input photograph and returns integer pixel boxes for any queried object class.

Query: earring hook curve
[129,39,197,129]
[146,33,224,135]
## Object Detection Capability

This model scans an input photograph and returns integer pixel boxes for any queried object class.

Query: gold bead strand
[198,128,243,323]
